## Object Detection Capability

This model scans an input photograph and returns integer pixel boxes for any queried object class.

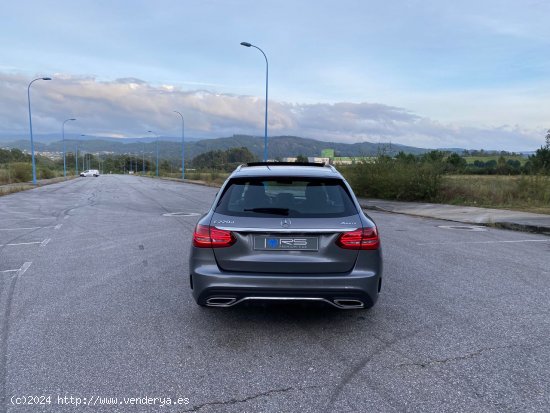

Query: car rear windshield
[215,177,358,217]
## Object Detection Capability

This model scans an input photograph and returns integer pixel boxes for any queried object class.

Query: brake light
[336,227,380,250]
[193,224,236,248]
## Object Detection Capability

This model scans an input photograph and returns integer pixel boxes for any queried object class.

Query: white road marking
[18,262,32,276]
[419,239,550,246]
[162,212,201,217]
[0,225,60,231]
[0,262,32,276]
[0,227,44,231]
[0,241,44,247]
[40,238,51,247]
[0,217,55,222]
[438,225,487,232]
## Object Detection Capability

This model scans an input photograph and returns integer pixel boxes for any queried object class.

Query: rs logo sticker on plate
[254,236,319,251]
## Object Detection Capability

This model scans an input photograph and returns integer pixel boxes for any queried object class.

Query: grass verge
[0,176,77,197]
[438,175,550,214]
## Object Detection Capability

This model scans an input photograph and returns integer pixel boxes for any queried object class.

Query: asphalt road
[1,175,549,413]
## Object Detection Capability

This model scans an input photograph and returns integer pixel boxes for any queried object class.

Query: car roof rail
[245,161,327,167]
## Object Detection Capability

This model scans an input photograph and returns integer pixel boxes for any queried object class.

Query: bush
[0,168,10,184]
[209,171,220,182]
[11,162,32,182]
[342,157,443,201]
[38,167,55,179]
[187,171,201,181]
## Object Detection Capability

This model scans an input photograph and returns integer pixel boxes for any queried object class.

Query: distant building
[308,157,330,165]
[36,151,62,160]
[333,157,376,165]
[332,157,354,165]
[283,151,375,166]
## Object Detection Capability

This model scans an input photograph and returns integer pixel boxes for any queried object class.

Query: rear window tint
[215,177,358,217]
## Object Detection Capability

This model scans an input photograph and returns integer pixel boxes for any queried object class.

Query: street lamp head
[69,118,76,121]
[240,42,252,47]
[42,77,52,81]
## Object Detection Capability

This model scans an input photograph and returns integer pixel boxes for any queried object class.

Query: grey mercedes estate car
[189,162,382,309]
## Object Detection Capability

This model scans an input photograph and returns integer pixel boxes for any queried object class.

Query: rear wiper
[244,208,290,215]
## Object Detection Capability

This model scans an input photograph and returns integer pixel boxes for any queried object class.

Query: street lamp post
[148,130,159,177]
[173,111,185,180]
[240,41,269,161]
[142,143,145,175]
[62,118,76,177]
[80,134,86,173]
[28,77,51,184]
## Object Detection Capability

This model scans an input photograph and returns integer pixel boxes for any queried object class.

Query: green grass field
[463,155,528,165]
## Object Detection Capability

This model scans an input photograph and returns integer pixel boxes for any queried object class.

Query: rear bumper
[191,264,381,309]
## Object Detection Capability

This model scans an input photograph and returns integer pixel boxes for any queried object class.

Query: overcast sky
[1,0,549,150]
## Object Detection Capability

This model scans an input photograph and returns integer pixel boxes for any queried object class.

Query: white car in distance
[80,169,100,177]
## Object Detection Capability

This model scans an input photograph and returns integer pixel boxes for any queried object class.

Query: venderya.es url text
[11,395,190,407]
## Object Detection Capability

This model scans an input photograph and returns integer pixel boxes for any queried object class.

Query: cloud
[0,72,543,151]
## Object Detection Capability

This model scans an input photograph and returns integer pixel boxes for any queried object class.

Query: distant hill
[0,134,433,160]
[188,135,430,158]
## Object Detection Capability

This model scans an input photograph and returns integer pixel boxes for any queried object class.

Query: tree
[160,160,171,173]
[529,147,550,174]
[421,150,445,163]
[495,155,510,175]
[395,151,416,163]
[528,131,550,174]
[190,147,257,170]
[446,153,467,171]
[226,147,257,164]
[295,154,308,163]
[485,160,497,169]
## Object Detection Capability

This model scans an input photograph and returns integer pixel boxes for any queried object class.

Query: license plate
[254,236,319,251]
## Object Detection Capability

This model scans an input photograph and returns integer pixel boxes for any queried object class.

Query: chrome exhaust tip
[332,299,365,309]
[205,297,237,307]
[204,296,365,309]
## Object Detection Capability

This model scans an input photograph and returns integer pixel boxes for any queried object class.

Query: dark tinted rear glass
[215,177,358,217]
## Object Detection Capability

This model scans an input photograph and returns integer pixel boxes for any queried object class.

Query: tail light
[336,227,380,250]
[193,224,236,248]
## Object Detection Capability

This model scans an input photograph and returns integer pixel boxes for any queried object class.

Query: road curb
[157,176,222,188]
[360,201,550,236]
[491,221,550,236]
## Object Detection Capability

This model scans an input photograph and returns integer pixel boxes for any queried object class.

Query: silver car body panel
[189,163,383,309]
